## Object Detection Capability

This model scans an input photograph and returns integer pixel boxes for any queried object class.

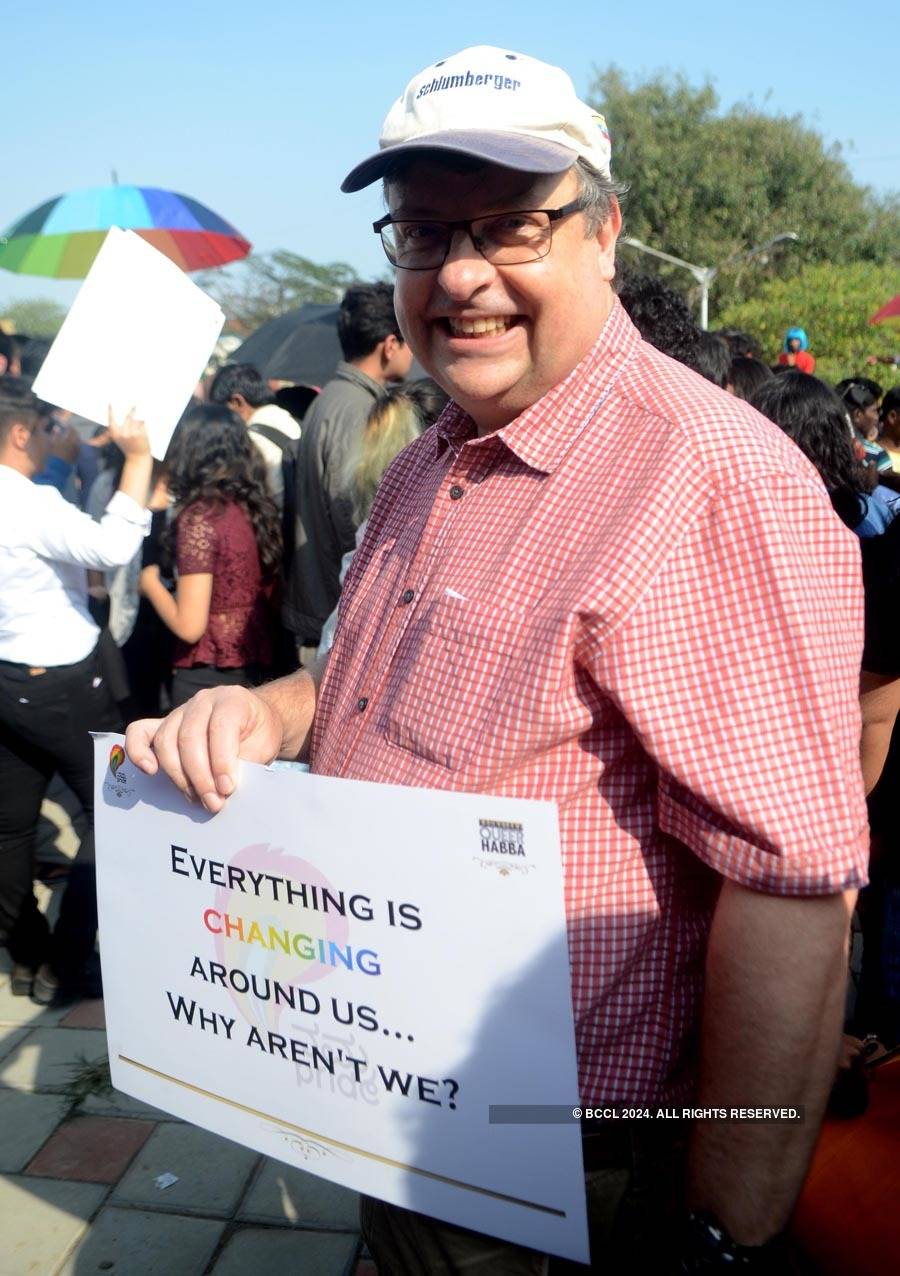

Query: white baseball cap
[341,46,612,193]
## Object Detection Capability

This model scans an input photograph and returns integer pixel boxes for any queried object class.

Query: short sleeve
[591,474,869,896]
[176,503,217,575]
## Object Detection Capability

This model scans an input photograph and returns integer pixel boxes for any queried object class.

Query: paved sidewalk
[0,784,374,1276]
[0,959,373,1276]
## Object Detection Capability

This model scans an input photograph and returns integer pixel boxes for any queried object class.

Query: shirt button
[357,697,369,712]
[400,588,415,605]
[449,484,465,501]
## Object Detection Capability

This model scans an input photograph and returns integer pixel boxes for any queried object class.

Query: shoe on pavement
[10,964,35,996]
[32,964,61,1005]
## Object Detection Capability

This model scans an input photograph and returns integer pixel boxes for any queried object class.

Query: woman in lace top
[139,404,282,708]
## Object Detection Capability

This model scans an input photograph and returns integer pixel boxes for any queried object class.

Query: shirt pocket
[382,593,525,772]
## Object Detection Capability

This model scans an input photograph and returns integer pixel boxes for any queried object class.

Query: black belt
[0,645,99,676]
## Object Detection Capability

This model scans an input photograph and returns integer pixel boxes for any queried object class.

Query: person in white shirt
[207,362,301,511]
[0,378,152,1003]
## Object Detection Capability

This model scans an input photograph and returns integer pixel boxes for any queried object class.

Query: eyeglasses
[373,198,587,272]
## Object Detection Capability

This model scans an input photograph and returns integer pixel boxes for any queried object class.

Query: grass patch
[62,1053,112,1105]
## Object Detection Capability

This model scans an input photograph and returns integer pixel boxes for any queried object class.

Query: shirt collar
[433,301,640,473]
[433,402,477,456]
[0,463,32,485]
[333,361,385,399]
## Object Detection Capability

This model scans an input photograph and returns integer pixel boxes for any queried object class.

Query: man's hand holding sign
[126,670,314,811]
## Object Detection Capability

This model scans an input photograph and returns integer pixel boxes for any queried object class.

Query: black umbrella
[229,302,342,386]
[230,301,425,387]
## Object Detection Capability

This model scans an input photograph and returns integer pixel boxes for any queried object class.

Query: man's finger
[125,719,162,774]
[206,697,246,799]
[149,710,194,797]
[176,695,221,809]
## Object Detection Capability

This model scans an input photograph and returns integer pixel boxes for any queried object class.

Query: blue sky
[3,0,897,312]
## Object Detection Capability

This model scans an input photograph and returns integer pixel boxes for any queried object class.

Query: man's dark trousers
[0,647,121,982]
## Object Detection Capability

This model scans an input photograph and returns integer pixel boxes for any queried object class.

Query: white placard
[94,735,588,1263]
[33,228,224,458]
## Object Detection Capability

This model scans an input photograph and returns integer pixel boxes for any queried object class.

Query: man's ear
[382,333,399,359]
[10,420,33,451]
[595,197,622,283]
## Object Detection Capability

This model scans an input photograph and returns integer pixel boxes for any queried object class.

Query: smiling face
[387,160,620,433]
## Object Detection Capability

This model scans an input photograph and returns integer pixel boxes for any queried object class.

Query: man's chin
[406,352,529,426]
[429,360,524,405]
[449,383,536,434]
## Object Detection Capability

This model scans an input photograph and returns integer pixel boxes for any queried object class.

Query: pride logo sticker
[108,744,126,778]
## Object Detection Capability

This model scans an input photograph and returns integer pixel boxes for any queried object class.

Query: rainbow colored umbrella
[0,185,251,278]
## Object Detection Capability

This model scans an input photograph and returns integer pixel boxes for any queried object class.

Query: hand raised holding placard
[106,406,152,506]
[107,405,151,457]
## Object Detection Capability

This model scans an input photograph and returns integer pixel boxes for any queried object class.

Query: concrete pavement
[0,959,373,1276]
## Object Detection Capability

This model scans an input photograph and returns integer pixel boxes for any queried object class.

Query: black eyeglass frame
[372,198,588,271]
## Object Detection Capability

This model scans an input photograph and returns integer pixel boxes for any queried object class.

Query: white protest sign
[33,228,224,458]
[94,736,588,1263]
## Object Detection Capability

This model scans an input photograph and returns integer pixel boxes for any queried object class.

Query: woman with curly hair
[140,403,282,708]
[750,372,900,791]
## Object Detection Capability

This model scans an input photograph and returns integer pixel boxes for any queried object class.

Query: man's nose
[436,229,496,298]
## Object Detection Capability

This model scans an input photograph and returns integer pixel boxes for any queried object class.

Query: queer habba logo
[108,744,126,778]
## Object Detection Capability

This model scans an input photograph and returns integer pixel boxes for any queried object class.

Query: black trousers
[122,615,174,720]
[171,664,260,708]
[0,646,122,979]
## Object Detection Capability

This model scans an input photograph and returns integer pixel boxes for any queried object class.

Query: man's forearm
[687,881,854,1245]
[116,453,153,506]
[257,654,328,761]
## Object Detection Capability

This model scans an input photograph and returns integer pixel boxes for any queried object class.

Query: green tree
[592,69,900,315]
[717,262,900,388]
[197,250,362,333]
[0,297,67,337]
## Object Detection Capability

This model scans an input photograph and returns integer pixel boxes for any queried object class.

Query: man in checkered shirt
[129,46,868,1274]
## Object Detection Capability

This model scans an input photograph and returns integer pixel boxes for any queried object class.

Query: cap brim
[341,131,578,192]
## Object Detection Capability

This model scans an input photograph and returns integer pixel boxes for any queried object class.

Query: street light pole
[699,271,712,332]
[620,233,799,329]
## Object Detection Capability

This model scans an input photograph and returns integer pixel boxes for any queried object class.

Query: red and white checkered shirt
[311,301,869,1104]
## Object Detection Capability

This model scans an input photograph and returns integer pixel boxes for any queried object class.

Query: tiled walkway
[0,965,374,1276]
[0,782,374,1276]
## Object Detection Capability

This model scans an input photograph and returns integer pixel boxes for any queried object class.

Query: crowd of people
[1,40,899,1275]
[0,282,449,1003]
